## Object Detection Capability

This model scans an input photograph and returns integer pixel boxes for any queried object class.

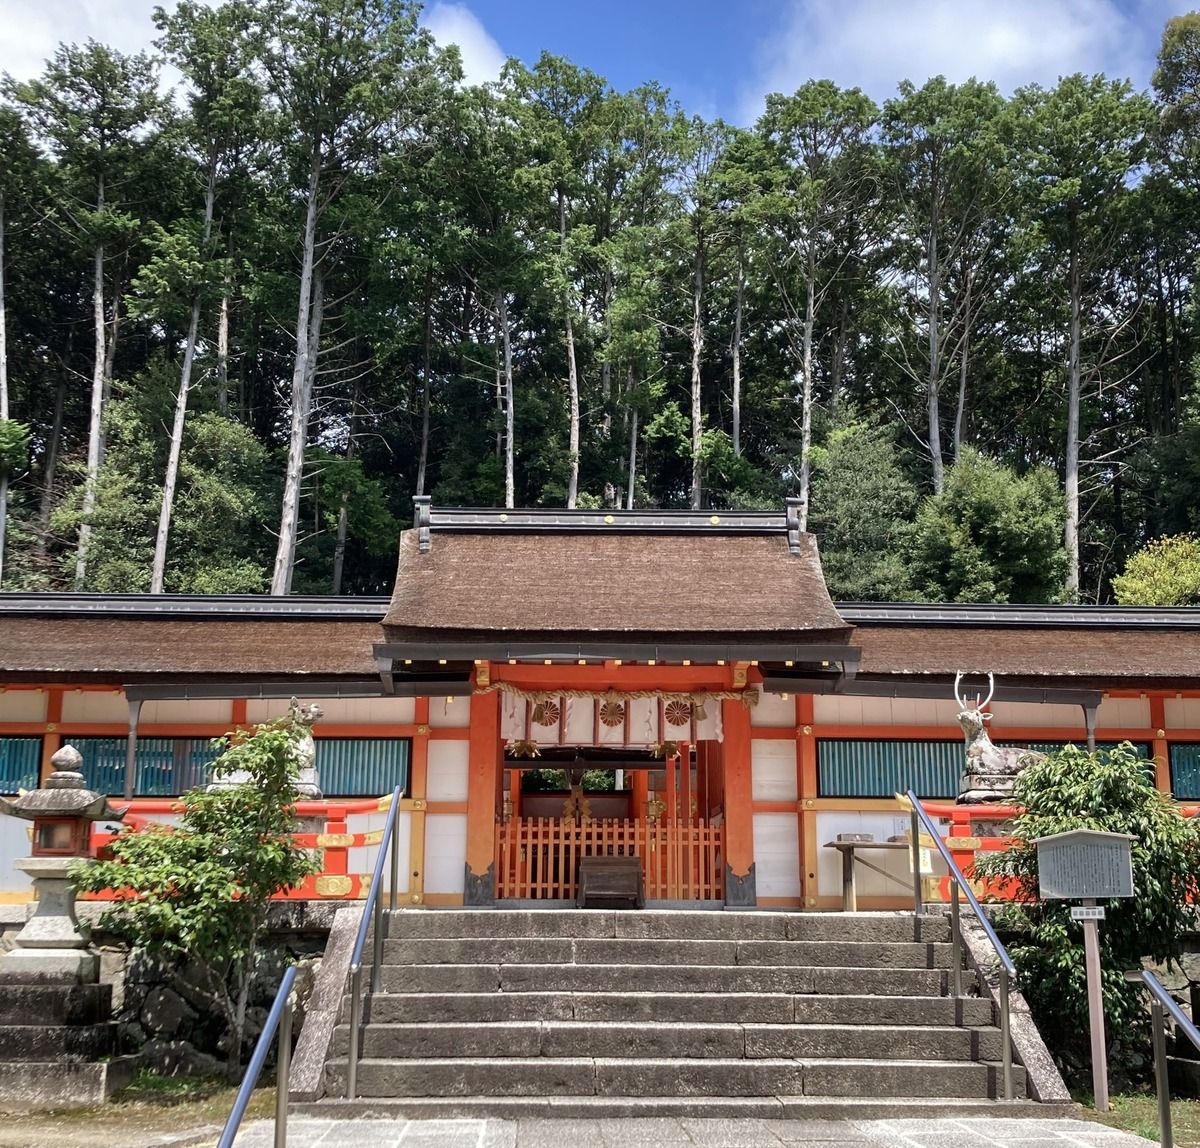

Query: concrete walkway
[232,1115,1156,1147]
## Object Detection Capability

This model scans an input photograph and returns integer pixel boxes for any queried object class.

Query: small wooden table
[823,839,914,911]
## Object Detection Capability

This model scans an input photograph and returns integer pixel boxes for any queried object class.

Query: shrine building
[1,498,1199,909]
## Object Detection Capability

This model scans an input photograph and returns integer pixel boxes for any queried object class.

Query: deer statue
[955,672,1044,804]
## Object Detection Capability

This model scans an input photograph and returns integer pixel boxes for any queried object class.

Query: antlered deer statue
[955,672,1044,804]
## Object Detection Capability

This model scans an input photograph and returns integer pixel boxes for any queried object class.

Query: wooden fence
[495,816,724,902]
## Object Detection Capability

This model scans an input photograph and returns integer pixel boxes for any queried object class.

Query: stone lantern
[0,743,125,984]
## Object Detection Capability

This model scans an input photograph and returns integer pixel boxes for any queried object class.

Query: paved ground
[232,1116,1157,1147]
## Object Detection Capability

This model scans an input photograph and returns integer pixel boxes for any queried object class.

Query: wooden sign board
[1033,829,1134,900]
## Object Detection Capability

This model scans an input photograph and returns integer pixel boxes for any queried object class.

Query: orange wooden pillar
[408,697,430,905]
[39,689,64,785]
[1151,694,1171,794]
[722,698,756,906]
[465,688,501,905]
[796,694,818,908]
[631,768,649,819]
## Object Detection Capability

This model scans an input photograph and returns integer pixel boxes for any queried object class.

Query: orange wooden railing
[86,794,394,901]
[495,817,724,902]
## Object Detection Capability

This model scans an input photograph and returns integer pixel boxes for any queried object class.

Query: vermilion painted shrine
[1,498,1199,908]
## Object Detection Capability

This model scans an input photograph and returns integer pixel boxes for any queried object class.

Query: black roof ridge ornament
[414,495,432,553]
[785,496,802,555]
[409,503,799,536]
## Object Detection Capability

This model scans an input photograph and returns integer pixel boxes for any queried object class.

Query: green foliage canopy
[72,714,318,1073]
[1113,534,1200,605]
[974,743,1199,1086]
[910,449,1067,603]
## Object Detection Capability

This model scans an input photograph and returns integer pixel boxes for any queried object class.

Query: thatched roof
[0,617,381,681]
[381,528,849,635]
[379,509,851,652]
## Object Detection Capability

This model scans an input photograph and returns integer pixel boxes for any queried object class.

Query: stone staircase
[311,908,1057,1119]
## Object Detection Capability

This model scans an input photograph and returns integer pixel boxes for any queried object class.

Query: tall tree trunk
[1065,234,1081,600]
[331,399,355,595]
[270,151,322,596]
[415,263,433,497]
[560,191,579,509]
[732,244,743,457]
[927,199,943,494]
[151,153,217,594]
[74,175,106,590]
[625,400,638,511]
[601,266,613,437]
[37,372,65,558]
[498,291,514,510]
[216,284,230,417]
[797,257,815,532]
[690,241,705,510]
[953,266,972,463]
[0,190,7,587]
[830,293,849,414]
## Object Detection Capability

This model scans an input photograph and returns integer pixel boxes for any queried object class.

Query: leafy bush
[974,743,1198,1087]
[909,448,1067,603]
[1113,534,1200,606]
[72,715,318,1078]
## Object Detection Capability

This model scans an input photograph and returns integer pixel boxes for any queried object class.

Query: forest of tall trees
[1,1,1199,604]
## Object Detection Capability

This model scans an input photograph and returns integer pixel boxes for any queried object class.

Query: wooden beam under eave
[491,663,736,691]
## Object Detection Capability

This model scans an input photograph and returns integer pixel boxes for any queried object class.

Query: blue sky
[1,0,1193,123]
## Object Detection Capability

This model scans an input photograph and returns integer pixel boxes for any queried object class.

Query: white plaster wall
[1165,698,1200,729]
[245,697,415,725]
[812,696,960,727]
[426,740,469,802]
[1096,696,1151,729]
[429,696,470,728]
[425,813,468,893]
[140,699,233,725]
[0,691,46,722]
[814,810,948,899]
[751,741,798,802]
[753,691,795,728]
[246,699,293,723]
[988,701,1083,729]
[752,812,801,897]
[0,818,30,892]
[61,691,128,723]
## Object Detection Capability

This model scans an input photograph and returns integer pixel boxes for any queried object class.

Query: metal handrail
[1127,968,1200,1147]
[903,789,1017,1100]
[345,784,405,1100]
[216,963,297,1148]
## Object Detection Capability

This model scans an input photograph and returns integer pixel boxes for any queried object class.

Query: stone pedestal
[0,857,97,985]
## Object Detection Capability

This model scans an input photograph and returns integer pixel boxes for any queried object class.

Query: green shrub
[974,743,1199,1087]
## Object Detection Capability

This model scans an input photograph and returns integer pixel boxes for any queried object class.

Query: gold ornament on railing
[650,740,681,759]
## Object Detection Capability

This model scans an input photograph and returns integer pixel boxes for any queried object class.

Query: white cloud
[422,1,504,86]
[0,1,169,81]
[741,0,1183,122]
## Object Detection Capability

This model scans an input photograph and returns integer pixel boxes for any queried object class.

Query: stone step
[358,990,995,1026]
[382,909,950,944]
[0,1022,117,1061]
[0,983,112,1027]
[299,1095,1063,1121]
[325,1056,1023,1099]
[334,1021,1002,1062]
[377,962,950,997]
[377,937,954,969]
